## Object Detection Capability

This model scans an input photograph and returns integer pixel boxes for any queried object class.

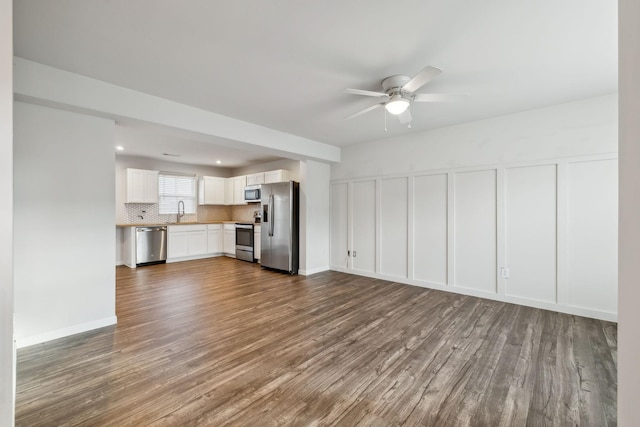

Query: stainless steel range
[235,223,255,262]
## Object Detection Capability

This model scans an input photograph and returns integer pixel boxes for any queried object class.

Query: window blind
[158,173,197,214]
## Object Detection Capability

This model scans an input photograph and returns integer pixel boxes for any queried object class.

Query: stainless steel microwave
[244,185,261,202]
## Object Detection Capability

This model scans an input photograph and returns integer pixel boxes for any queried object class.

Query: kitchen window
[158,172,197,214]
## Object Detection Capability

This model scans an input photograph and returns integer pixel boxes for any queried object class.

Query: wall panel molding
[330,153,618,321]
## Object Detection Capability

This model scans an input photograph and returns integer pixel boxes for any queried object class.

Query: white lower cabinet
[168,224,207,259]
[188,230,207,256]
[223,224,236,256]
[168,230,189,258]
[207,224,223,254]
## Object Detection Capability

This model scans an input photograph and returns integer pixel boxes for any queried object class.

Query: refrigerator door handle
[269,194,275,236]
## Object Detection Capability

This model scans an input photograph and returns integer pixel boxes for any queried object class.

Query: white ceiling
[114,122,281,168]
[13,1,617,165]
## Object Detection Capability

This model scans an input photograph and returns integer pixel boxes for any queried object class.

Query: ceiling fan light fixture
[385,95,410,115]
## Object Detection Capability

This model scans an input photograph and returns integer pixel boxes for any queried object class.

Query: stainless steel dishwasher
[136,226,167,266]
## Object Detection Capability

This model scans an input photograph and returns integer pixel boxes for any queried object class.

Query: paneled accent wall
[413,173,448,285]
[380,177,408,279]
[330,154,618,321]
[351,180,376,274]
[330,182,349,269]
[453,170,497,294]
[504,164,557,303]
[565,159,618,313]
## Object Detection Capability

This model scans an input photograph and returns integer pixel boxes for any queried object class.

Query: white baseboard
[299,266,330,276]
[166,253,222,263]
[16,316,118,349]
[329,266,617,322]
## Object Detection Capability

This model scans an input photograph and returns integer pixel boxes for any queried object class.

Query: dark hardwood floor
[16,257,617,426]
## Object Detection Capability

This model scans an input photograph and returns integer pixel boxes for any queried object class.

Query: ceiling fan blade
[344,103,383,120]
[402,66,443,93]
[413,93,470,102]
[345,88,389,98]
[398,108,412,124]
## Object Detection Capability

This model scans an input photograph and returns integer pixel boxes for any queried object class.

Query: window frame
[158,172,198,215]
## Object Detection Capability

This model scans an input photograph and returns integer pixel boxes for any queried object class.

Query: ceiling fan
[345,65,467,126]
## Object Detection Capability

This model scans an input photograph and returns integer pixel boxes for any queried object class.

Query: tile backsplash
[231,204,262,222]
[122,203,232,224]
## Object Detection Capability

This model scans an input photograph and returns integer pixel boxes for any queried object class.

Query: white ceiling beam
[13,57,340,163]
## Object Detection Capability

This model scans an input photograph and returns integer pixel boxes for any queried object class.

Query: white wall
[332,94,617,180]
[299,160,331,275]
[0,0,14,423]
[331,95,618,321]
[14,102,116,347]
[618,0,640,424]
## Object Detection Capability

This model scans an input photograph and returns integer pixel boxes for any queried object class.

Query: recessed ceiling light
[216,160,222,164]
[115,145,124,151]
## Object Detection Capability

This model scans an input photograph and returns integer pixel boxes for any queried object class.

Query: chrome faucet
[177,200,185,223]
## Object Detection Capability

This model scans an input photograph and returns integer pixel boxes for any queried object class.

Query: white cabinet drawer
[168,224,206,233]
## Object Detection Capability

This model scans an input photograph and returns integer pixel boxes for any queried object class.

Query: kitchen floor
[15,258,617,426]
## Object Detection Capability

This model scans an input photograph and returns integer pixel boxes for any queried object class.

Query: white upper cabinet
[198,176,226,205]
[224,178,234,205]
[125,168,158,203]
[233,176,247,205]
[246,173,265,186]
[192,169,291,207]
[264,169,290,184]
[223,176,248,205]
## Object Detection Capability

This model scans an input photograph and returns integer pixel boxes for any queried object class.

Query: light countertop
[116,221,261,227]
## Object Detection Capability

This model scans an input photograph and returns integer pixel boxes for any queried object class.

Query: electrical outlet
[501,267,510,279]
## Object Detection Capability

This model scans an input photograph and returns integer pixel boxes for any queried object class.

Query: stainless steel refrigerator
[260,181,299,274]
